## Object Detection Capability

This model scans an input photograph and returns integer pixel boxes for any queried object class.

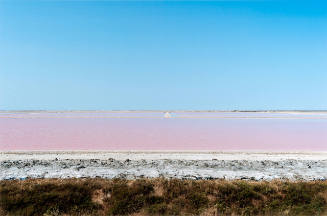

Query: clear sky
[0,0,326,110]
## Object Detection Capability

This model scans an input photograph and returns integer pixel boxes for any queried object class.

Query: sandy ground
[1,152,327,181]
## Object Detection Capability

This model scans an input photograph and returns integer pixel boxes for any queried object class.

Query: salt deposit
[1,152,327,181]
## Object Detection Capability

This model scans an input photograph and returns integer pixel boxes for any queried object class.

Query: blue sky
[0,0,326,110]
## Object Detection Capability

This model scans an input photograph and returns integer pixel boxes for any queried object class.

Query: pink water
[1,111,327,151]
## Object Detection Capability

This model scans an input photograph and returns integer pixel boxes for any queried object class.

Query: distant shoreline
[1,110,327,113]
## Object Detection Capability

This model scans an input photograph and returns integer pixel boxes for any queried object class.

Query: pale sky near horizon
[0,0,326,110]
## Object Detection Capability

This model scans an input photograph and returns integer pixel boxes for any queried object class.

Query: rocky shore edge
[1,152,327,181]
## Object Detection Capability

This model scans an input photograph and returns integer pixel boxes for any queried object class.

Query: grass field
[1,178,327,216]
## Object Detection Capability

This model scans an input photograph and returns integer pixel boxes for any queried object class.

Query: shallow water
[1,111,327,151]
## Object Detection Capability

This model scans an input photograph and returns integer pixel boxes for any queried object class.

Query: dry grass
[1,178,327,216]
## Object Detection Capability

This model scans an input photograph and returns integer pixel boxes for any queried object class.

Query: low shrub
[0,180,100,216]
[1,178,327,216]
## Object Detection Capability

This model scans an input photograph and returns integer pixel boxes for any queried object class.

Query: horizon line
[1,110,327,112]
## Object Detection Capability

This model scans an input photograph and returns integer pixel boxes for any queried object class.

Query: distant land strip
[1,116,327,119]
